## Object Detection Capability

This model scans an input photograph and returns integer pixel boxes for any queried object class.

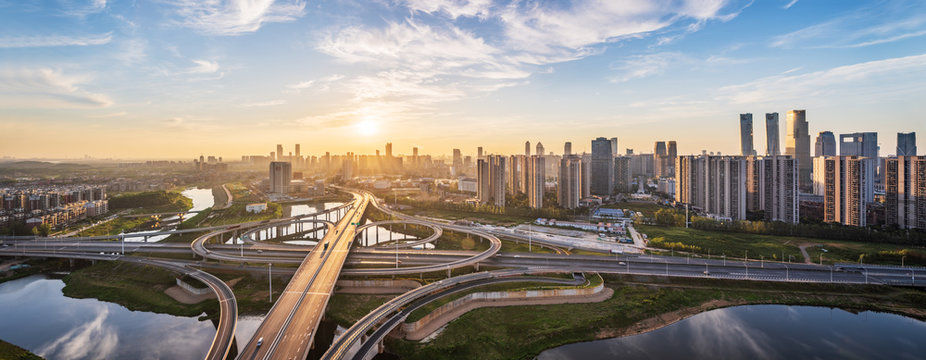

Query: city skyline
[2,1,925,159]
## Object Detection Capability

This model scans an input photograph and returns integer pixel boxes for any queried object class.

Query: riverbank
[0,339,42,360]
[386,274,926,360]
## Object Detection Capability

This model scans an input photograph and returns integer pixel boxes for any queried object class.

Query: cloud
[0,68,113,108]
[242,99,286,107]
[716,53,926,104]
[400,0,493,19]
[610,52,682,82]
[0,32,112,48]
[61,0,108,16]
[168,0,306,36]
[783,0,799,9]
[187,60,220,74]
[770,6,926,49]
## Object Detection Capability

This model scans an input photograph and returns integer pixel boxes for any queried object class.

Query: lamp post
[269,263,273,302]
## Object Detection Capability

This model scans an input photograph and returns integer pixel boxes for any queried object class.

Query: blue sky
[0,0,924,159]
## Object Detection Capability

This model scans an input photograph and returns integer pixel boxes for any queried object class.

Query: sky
[0,0,924,160]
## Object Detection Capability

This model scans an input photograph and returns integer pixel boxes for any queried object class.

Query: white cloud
[783,0,799,9]
[0,33,112,48]
[0,68,113,108]
[610,52,682,82]
[242,99,286,107]
[401,0,492,19]
[169,0,306,36]
[61,0,108,16]
[187,60,220,74]
[770,8,926,49]
[716,53,926,104]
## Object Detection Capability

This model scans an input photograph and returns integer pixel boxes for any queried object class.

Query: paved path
[798,243,813,264]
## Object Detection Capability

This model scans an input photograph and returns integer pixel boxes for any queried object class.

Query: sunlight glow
[355,118,379,137]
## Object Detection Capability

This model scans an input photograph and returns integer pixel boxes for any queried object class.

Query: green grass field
[0,339,42,360]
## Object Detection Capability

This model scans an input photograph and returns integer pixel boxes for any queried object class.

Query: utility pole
[269,263,273,302]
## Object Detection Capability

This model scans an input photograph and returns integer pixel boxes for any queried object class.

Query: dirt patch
[164,286,215,304]
[595,299,745,339]
[227,277,243,287]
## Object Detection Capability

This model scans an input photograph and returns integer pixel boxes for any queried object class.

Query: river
[0,275,215,360]
[123,188,215,243]
[536,304,926,359]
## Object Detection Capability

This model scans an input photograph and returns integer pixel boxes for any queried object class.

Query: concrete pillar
[475,262,479,271]
[447,268,451,278]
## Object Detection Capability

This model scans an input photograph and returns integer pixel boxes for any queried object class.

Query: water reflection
[124,188,216,243]
[0,275,215,360]
[537,305,926,360]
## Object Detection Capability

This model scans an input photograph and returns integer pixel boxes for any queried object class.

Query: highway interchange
[1,187,924,360]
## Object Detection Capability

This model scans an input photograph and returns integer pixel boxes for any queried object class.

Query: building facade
[558,155,583,209]
[527,155,545,209]
[813,156,873,226]
[591,137,614,195]
[740,113,755,156]
[676,155,747,220]
[269,161,292,194]
[885,156,926,229]
[785,110,811,192]
[766,112,780,155]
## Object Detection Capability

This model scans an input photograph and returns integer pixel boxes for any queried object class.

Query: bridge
[2,187,924,360]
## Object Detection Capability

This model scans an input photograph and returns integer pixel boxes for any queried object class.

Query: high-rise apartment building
[385,142,393,157]
[564,142,572,156]
[525,141,531,156]
[507,155,525,195]
[609,137,618,156]
[813,156,873,226]
[269,161,292,194]
[675,155,747,220]
[558,156,583,209]
[295,144,301,167]
[536,142,545,157]
[591,137,614,195]
[761,156,800,224]
[814,131,836,157]
[614,156,632,193]
[885,156,926,229]
[740,113,755,156]
[527,155,545,209]
[477,146,483,159]
[766,113,780,155]
[477,155,506,207]
[276,144,283,161]
[785,110,811,192]
[452,148,463,176]
[667,141,677,177]
[653,141,667,178]
[897,132,917,156]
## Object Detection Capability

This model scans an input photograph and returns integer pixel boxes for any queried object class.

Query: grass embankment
[399,207,534,226]
[388,274,926,360]
[210,271,291,315]
[61,261,216,317]
[499,239,557,254]
[199,183,283,226]
[325,294,392,327]
[601,201,665,217]
[0,339,42,360]
[638,224,926,265]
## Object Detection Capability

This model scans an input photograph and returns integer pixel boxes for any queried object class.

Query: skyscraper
[477,155,506,207]
[675,155,747,220]
[785,110,811,192]
[269,161,292,195]
[766,113,780,155]
[813,156,873,226]
[885,156,926,229]
[564,142,572,156]
[536,142,545,157]
[667,141,678,177]
[507,155,524,195]
[525,141,531,157]
[591,137,614,195]
[385,142,393,157]
[558,156,583,209]
[814,131,836,157]
[839,132,878,157]
[527,155,545,209]
[653,141,667,178]
[295,144,301,167]
[897,132,917,156]
[452,148,463,176]
[614,156,632,193]
[609,137,618,156]
[761,156,800,224]
[276,144,283,161]
[740,113,755,156]
[477,146,483,159]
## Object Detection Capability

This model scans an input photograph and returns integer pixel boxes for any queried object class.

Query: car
[703,270,710,275]
[256,337,263,347]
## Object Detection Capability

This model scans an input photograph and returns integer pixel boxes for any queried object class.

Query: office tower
[385,142,393,157]
[558,156,583,209]
[342,152,355,179]
[591,137,614,195]
[269,161,292,194]
[295,144,301,167]
[536,142,545,157]
[581,153,592,198]
[412,147,418,157]
[614,156,632,193]
[477,155,506,207]
[507,155,524,195]
[746,156,762,212]
[885,156,926,229]
[452,148,463,176]
[840,132,878,157]
[740,113,755,156]
[653,141,667,178]
[813,156,873,226]
[527,155,544,208]
[897,132,917,156]
[675,155,747,220]
[667,141,677,177]
[564,142,572,156]
[525,141,531,156]
[610,137,618,156]
[814,131,836,157]
[766,113,780,155]
[477,146,483,159]
[762,156,800,224]
[785,110,811,192]
[276,144,283,161]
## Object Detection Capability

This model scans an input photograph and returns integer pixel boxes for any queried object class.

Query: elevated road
[236,191,370,360]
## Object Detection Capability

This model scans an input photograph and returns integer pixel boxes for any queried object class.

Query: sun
[355,118,379,137]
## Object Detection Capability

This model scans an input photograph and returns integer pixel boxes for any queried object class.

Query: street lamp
[269,263,273,302]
